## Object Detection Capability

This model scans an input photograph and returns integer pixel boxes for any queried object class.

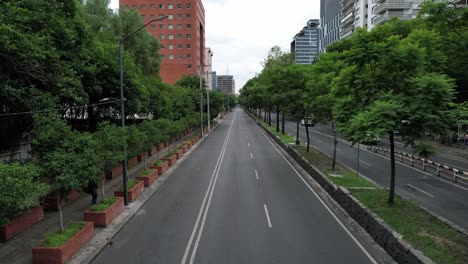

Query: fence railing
[367,146,468,184]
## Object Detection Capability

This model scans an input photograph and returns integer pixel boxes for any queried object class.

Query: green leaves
[0,162,49,225]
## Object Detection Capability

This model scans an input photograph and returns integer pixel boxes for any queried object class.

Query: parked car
[300,117,314,127]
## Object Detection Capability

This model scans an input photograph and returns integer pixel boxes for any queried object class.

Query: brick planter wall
[158,143,165,151]
[148,146,157,156]
[114,180,144,203]
[127,156,139,169]
[176,149,184,159]
[1,206,44,242]
[83,197,124,227]
[32,222,94,264]
[162,154,177,166]
[105,164,123,180]
[136,169,159,187]
[152,161,169,175]
[41,190,81,212]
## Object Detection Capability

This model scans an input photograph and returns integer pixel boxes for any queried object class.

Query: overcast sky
[110,0,320,93]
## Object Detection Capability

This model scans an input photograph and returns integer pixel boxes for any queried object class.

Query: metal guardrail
[367,146,468,184]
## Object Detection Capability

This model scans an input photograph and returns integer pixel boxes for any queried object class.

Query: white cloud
[110,0,320,92]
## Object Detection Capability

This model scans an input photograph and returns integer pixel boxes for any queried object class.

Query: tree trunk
[276,105,280,132]
[331,122,338,170]
[144,152,148,171]
[388,131,396,205]
[296,118,300,145]
[268,102,272,126]
[101,169,105,202]
[57,192,64,232]
[281,110,285,134]
[306,122,310,152]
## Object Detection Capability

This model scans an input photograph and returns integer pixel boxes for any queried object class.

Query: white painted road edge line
[180,111,235,264]
[407,184,435,198]
[256,123,378,264]
[251,153,253,159]
[248,142,250,147]
[361,161,372,167]
[255,169,259,180]
[264,204,273,228]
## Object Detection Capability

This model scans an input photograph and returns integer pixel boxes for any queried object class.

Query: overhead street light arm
[120,16,168,43]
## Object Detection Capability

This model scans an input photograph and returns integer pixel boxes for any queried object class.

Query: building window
[186,34,191,39]
[159,24,164,29]
[168,14,173,19]
[178,54,183,59]
[168,34,174,39]
[150,14,155,19]
[141,15,146,20]
[150,4,155,9]
[159,4,164,9]
[186,24,192,29]
[177,4,183,9]
[160,44,165,49]
[169,45,174,49]
[177,24,183,29]
[186,44,191,49]
[168,24,173,29]
[141,4,146,10]
[159,34,165,39]
[168,4,173,9]
[169,54,174,59]
[186,14,191,19]
[177,34,183,39]
[150,24,155,30]
[177,14,183,19]
[187,54,192,59]
[186,4,191,9]
[132,5,137,9]
[177,44,183,49]
[123,5,129,9]
[188,64,192,68]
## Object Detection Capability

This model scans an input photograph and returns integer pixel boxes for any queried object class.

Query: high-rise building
[211,71,217,90]
[291,19,320,64]
[119,0,205,84]
[320,0,341,52]
[216,75,235,95]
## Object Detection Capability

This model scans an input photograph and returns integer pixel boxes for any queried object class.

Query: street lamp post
[199,70,204,138]
[119,16,166,206]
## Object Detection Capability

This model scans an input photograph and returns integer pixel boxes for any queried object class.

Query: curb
[247,112,433,264]
[68,124,219,264]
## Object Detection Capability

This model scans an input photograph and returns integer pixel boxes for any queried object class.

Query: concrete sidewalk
[0,128,208,264]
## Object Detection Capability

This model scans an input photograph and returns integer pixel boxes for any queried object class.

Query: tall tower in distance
[119,0,205,84]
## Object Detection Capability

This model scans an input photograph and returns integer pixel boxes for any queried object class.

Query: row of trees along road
[0,0,231,231]
[239,2,468,205]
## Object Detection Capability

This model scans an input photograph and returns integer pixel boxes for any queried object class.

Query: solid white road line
[361,161,372,167]
[337,148,342,152]
[255,169,259,180]
[248,142,250,147]
[255,124,378,264]
[180,111,235,264]
[312,146,320,151]
[251,153,254,159]
[264,204,273,228]
[407,184,435,198]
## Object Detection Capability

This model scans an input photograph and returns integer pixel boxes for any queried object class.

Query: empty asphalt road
[92,109,386,264]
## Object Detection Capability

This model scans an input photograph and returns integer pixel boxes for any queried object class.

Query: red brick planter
[105,164,123,180]
[32,222,94,264]
[148,146,158,156]
[114,180,144,203]
[152,160,169,175]
[127,156,139,168]
[158,143,165,151]
[176,148,184,159]
[1,206,44,242]
[83,197,124,227]
[136,169,159,187]
[162,154,177,166]
[41,190,81,212]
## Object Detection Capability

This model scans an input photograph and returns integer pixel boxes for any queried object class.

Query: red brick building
[120,0,205,84]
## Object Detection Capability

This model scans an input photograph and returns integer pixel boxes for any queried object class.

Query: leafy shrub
[89,197,118,212]
[43,222,85,247]
[0,163,49,225]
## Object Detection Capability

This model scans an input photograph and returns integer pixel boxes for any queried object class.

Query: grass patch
[293,145,375,188]
[154,160,165,167]
[89,197,118,212]
[254,116,297,144]
[164,151,177,158]
[353,189,468,264]
[43,222,86,247]
[120,179,139,191]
